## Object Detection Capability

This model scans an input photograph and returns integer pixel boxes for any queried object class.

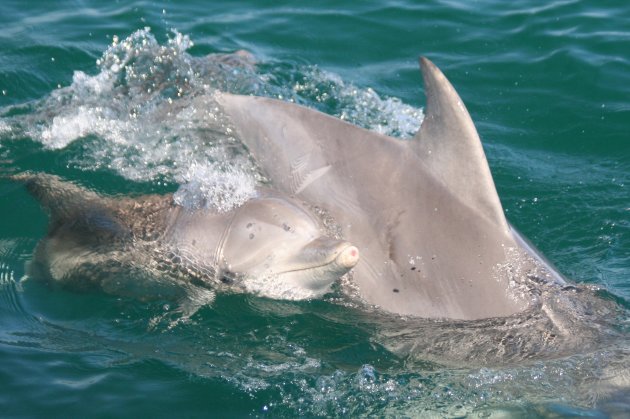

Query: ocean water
[0,0,629,417]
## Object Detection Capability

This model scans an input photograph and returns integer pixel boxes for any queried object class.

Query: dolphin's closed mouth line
[280,244,359,275]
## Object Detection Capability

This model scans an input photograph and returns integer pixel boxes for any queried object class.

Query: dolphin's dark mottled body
[16,173,359,301]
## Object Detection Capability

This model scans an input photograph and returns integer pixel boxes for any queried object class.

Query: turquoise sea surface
[1,0,628,417]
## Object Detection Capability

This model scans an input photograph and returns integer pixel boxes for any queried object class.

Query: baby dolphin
[13,173,358,301]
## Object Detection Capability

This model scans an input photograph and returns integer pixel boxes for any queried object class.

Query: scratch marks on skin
[290,152,331,194]
[385,209,404,263]
[295,165,331,194]
[385,210,409,294]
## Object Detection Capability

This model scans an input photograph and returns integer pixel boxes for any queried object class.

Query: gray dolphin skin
[217,57,562,320]
[16,173,359,301]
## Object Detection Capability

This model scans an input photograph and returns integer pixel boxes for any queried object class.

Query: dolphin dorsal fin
[412,57,509,232]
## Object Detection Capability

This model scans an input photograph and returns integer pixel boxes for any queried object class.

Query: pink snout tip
[336,245,359,269]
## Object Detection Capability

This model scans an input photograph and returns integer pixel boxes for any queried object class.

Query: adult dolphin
[217,57,560,320]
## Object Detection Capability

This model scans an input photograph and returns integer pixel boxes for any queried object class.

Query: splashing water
[0,27,424,212]
[288,67,423,138]
[173,161,256,212]
[2,28,261,210]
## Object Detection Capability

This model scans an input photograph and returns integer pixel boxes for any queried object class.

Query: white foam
[10,28,258,209]
[39,105,130,149]
[0,120,11,135]
[289,67,424,138]
[1,27,424,211]
[173,162,256,212]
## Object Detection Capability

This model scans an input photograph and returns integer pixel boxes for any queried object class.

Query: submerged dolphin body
[217,57,561,320]
[16,173,359,301]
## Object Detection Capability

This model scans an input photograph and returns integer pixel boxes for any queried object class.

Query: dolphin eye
[282,223,292,232]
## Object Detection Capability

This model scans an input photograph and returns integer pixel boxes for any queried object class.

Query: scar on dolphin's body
[13,56,568,321]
